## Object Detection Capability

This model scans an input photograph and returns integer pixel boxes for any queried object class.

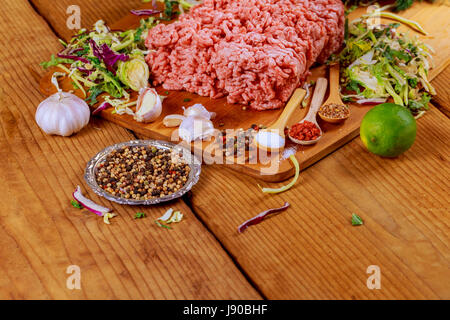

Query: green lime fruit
[360,103,417,158]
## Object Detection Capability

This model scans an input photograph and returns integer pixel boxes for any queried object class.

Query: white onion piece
[163,114,186,127]
[179,116,215,142]
[72,186,111,216]
[356,98,388,105]
[157,208,174,222]
[348,50,376,69]
[183,104,216,120]
[134,88,162,123]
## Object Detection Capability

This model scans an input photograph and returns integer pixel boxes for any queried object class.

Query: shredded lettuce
[338,12,435,116]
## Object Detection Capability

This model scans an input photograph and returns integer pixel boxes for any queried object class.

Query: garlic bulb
[183,104,216,120]
[36,92,90,136]
[179,116,215,142]
[134,88,162,123]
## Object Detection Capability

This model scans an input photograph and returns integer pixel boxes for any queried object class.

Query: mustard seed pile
[96,146,191,200]
[319,103,350,119]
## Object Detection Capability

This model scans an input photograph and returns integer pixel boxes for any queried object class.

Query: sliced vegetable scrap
[72,186,117,225]
[259,155,300,194]
[103,213,118,225]
[155,220,172,230]
[155,208,184,229]
[351,213,364,226]
[71,200,83,209]
[134,212,146,219]
[368,6,428,35]
[238,202,290,233]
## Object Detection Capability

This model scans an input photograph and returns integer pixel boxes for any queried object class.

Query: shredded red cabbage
[130,9,161,16]
[89,39,129,74]
[238,202,290,233]
[57,47,89,64]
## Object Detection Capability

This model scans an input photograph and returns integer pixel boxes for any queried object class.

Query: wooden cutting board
[39,1,450,182]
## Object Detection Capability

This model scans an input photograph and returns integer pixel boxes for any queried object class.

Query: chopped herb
[164,91,170,95]
[134,212,146,219]
[71,200,83,209]
[183,98,192,102]
[86,85,103,106]
[351,213,363,226]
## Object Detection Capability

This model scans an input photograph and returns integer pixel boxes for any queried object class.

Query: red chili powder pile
[289,121,321,141]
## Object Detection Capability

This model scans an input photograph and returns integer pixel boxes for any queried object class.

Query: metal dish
[84,140,201,205]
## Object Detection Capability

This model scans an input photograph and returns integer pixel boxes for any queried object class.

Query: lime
[360,103,417,158]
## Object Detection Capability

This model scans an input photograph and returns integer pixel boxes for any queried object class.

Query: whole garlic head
[35,92,90,137]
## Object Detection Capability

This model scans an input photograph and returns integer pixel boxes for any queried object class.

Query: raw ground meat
[146,0,345,110]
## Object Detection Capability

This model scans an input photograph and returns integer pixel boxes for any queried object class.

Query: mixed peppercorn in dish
[95,146,191,200]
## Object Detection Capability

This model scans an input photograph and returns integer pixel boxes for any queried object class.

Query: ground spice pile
[96,146,191,200]
[289,121,321,141]
[319,103,350,119]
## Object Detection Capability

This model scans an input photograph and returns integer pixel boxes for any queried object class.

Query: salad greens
[41,18,158,114]
[338,11,435,117]
[343,0,434,12]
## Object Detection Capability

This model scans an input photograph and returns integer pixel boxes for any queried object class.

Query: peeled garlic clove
[179,116,215,143]
[163,114,186,127]
[134,88,162,123]
[183,104,215,120]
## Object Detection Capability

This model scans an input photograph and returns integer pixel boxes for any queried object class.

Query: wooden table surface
[0,0,448,299]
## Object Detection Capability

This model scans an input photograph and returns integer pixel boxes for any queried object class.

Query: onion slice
[92,101,112,115]
[130,9,161,16]
[238,202,290,233]
[356,98,387,105]
[72,186,111,216]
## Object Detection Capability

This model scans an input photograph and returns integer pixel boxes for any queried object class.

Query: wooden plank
[0,0,260,299]
[37,1,450,182]
[431,66,450,118]
[30,0,144,41]
[188,105,450,299]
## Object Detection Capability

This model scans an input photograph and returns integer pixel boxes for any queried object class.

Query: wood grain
[189,105,450,299]
[38,1,450,182]
[0,0,260,300]
[431,66,450,118]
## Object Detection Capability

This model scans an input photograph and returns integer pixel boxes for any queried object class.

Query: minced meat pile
[145,0,345,110]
